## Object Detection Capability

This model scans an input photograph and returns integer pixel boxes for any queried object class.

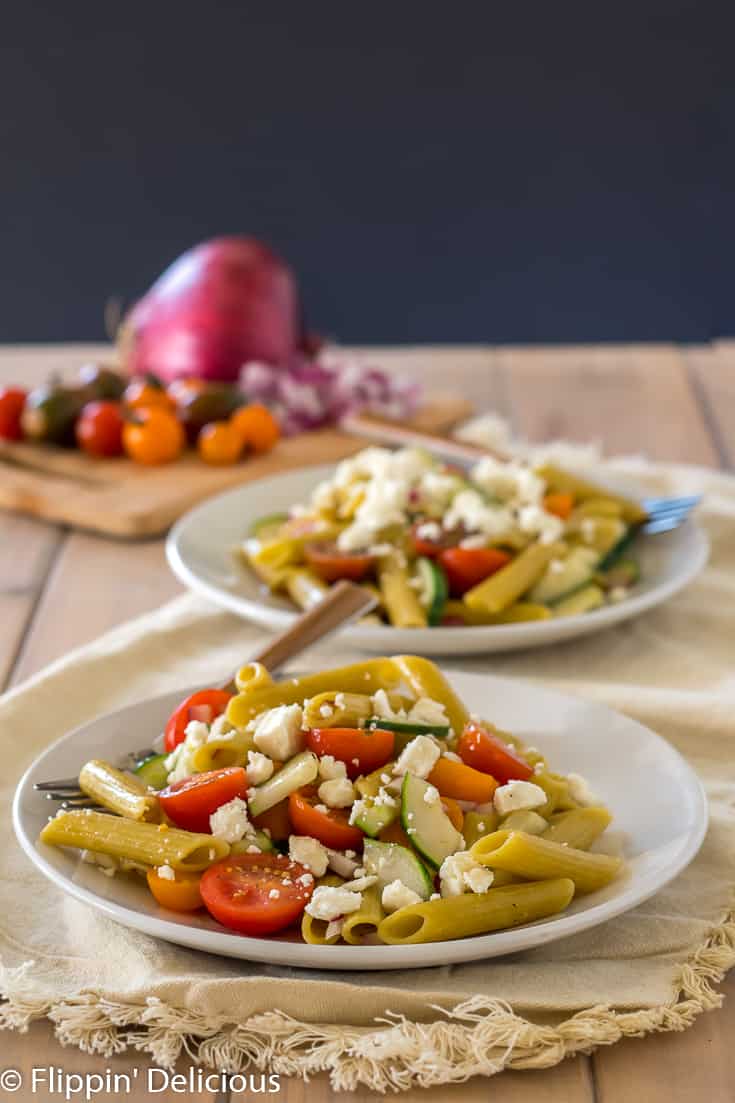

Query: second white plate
[166,464,709,655]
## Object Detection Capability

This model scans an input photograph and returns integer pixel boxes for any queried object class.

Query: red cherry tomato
[158,767,249,834]
[289,787,364,850]
[163,689,234,752]
[303,543,375,583]
[304,727,395,779]
[409,521,462,558]
[458,722,533,784]
[0,387,27,441]
[200,853,314,935]
[75,401,124,457]
[437,547,511,597]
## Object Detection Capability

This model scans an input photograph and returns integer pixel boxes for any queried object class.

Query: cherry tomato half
[200,852,313,935]
[75,401,124,457]
[458,721,533,784]
[304,543,375,583]
[304,728,395,779]
[410,521,463,558]
[146,868,203,912]
[437,546,511,597]
[289,787,364,850]
[0,387,27,441]
[158,767,249,834]
[163,689,234,752]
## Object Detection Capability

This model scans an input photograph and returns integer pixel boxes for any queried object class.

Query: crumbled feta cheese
[296,872,314,887]
[373,788,397,808]
[314,802,329,814]
[326,849,361,878]
[393,735,441,779]
[156,864,176,881]
[318,776,356,809]
[319,704,333,718]
[246,844,261,854]
[268,888,280,899]
[348,797,368,825]
[608,585,629,603]
[407,697,449,728]
[325,919,344,940]
[494,779,547,816]
[423,784,440,806]
[184,719,210,743]
[318,754,347,781]
[455,413,515,454]
[289,835,329,877]
[253,704,304,760]
[444,490,513,540]
[208,714,233,740]
[566,773,598,806]
[305,885,363,921]
[210,797,252,844]
[81,850,117,878]
[580,518,598,544]
[164,720,209,783]
[439,851,495,897]
[415,520,442,541]
[246,750,274,785]
[517,504,564,545]
[371,689,405,721]
[381,879,423,913]
[348,874,378,892]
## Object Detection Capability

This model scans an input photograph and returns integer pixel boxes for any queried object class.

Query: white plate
[14,669,707,970]
[165,465,709,655]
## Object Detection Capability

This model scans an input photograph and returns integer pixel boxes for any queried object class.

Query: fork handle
[216,580,377,694]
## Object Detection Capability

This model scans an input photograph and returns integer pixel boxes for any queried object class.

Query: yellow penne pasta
[470,830,622,894]
[78,760,159,822]
[235,662,274,694]
[284,567,329,610]
[377,878,575,944]
[543,807,612,850]
[536,463,648,525]
[393,655,470,735]
[342,884,385,944]
[443,601,552,625]
[40,811,229,871]
[552,584,605,617]
[532,770,578,817]
[301,876,344,945]
[191,729,255,773]
[302,692,373,730]
[498,810,548,835]
[463,544,559,615]
[377,553,427,628]
[568,497,624,520]
[462,809,500,847]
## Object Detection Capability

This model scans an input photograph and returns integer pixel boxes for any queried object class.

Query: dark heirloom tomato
[303,543,375,582]
[304,727,394,778]
[163,688,234,752]
[458,722,533,784]
[200,853,314,935]
[158,767,249,834]
[289,786,364,850]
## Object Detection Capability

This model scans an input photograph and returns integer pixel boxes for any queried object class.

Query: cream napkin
[1,460,734,1093]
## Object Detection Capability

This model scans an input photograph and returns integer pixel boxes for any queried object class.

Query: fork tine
[59,799,104,811]
[44,790,85,802]
[35,779,82,791]
[643,495,701,514]
[643,517,688,534]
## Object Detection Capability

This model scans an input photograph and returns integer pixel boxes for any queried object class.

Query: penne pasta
[393,655,470,735]
[342,884,385,944]
[377,553,428,628]
[191,729,255,773]
[79,760,159,822]
[284,567,329,611]
[470,830,622,894]
[443,600,552,626]
[534,463,648,525]
[463,544,559,615]
[235,662,274,694]
[532,771,578,817]
[377,878,575,944]
[41,810,229,871]
[301,876,344,945]
[498,810,548,835]
[542,807,612,850]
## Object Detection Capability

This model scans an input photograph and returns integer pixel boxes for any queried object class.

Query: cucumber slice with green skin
[247,751,318,818]
[362,838,434,899]
[249,512,290,540]
[598,529,638,571]
[528,546,599,604]
[595,557,640,590]
[367,719,450,739]
[134,753,169,791]
[553,583,605,617]
[230,828,276,854]
[352,798,399,838]
[400,773,464,868]
[415,556,448,626]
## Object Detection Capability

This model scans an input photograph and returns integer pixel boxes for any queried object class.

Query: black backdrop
[1,1,732,343]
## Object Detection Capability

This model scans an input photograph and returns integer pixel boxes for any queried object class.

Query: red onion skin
[123,237,301,383]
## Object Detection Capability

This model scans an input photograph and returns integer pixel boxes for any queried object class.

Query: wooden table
[2,342,734,1102]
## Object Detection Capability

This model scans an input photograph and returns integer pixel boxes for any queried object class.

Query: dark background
[1,1,732,344]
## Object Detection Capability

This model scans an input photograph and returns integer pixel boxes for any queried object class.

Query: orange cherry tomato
[146,868,203,912]
[122,407,185,465]
[197,420,244,465]
[304,543,375,583]
[200,853,313,935]
[458,721,533,784]
[163,688,234,752]
[543,492,575,520]
[441,795,465,832]
[0,386,27,440]
[230,402,280,454]
[123,376,175,411]
[437,546,511,597]
[427,757,497,804]
[158,767,250,834]
[289,787,364,850]
[75,401,124,457]
[304,728,395,778]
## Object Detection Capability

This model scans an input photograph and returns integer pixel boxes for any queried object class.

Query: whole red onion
[120,237,301,383]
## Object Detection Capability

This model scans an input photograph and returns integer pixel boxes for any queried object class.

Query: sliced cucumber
[248,512,290,540]
[229,828,276,854]
[553,583,605,617]
[528,546,599,604]
[367,718,450,739]
[352,797,399,838]
[400,773,464,868]
[362,838,434,899]
[596,557,640,590]
[134,753,169,791]
[415,556,448,626]
[247,750,318,818]
[355,763,396,799]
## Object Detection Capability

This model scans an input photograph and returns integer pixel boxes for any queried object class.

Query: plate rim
[13,670,709,971]
[165,463,710,654]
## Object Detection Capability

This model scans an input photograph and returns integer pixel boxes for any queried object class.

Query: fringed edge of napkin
[2,903,734,1094]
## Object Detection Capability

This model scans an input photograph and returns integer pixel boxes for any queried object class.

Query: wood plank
[685,344,735,469]
[0,512,61,688]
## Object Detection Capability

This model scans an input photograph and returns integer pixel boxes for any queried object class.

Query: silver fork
[34,580,377,809]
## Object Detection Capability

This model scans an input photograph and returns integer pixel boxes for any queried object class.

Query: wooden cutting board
[0,394,472,538]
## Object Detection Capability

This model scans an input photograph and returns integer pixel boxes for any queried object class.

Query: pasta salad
[238,448,647,628]
[41,657,623,946]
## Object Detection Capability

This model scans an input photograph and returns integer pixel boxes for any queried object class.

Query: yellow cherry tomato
[230,402,280,454]
[122,407,185,465]
[198,420,244,465]
[146,868,203,912]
